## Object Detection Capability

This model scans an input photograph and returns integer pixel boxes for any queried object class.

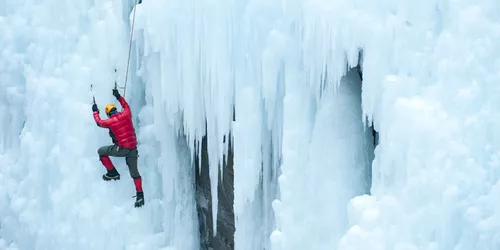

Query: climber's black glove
[112,88,121,99]
[92,103,99,112]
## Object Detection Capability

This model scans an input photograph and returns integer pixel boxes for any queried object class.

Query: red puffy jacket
[93,96,137,149]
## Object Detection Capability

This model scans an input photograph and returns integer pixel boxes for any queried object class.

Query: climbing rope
[123,0,139,98]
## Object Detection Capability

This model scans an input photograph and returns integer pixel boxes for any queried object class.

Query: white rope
[123,0,139,98]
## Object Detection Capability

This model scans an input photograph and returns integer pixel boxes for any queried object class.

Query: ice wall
[0,5,26,249]
[134,0,371,249]
[133,1,284,249]
[133,0,236,242]
[271,66,372,250]
[339,2,500,249]
[135,45,199,249]
[0,1,170,249]
[0,24,24,156]
[134,0,500,249]
[1,0,499,249]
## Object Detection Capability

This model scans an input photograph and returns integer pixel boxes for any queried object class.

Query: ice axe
[114,68,118,90]
[113,68,125,91]
[90,84,96,105]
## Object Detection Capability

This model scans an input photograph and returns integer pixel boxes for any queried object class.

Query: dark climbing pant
[98,145,140,179]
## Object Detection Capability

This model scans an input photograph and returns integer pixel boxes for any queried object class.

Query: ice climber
[92,89,144,208]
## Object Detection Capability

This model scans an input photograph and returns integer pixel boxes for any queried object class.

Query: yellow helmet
[105,104,117,116]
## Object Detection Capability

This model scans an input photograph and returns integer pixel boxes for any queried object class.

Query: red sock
[99,156,114,171]
[133,177,143,192]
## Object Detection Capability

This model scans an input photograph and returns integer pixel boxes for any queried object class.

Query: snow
[2,0,500,249]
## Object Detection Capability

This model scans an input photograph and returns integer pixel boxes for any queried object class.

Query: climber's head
[105,104,118,117]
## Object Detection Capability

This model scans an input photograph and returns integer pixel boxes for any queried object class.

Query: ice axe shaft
[90,84,96,104]
[114,69,118,90]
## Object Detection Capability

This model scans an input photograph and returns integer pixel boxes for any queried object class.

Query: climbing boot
[134,191,144,207]
[103,167,120,181]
